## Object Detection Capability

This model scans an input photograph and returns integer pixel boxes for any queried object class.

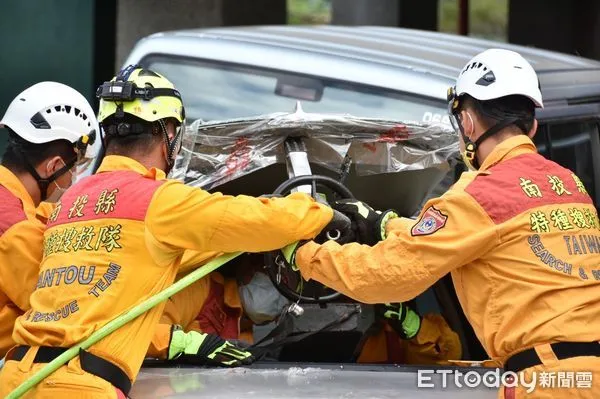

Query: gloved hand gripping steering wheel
[264,175,355,304]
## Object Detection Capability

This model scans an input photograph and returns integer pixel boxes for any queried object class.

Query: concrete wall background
[0,0,95,111]
[0,0,100,156]
[116,0,222,69]
[332,0,438,31]
[332,0,399,26]
[509,0,600,61]
[116,0,286,70]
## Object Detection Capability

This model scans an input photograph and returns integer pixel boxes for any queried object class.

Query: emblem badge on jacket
[411,206,448,236]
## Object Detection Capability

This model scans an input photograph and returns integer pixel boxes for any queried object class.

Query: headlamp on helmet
[96,81,182,105]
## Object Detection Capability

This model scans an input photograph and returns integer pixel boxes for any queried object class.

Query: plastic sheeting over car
[171,103,458,190]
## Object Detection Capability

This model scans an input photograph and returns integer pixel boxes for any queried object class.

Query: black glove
[281,209,355,270]
[375,303,422,340]
[333,200,398,245]
[315,209,355,245]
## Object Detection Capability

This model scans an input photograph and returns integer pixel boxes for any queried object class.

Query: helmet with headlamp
[96,65,186,169]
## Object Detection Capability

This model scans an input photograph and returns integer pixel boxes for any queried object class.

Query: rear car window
[143,56,449,124]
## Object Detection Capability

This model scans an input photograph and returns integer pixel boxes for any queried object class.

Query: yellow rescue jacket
[297,135,600,366]
[0,166,45,357]
[13,155,332,382]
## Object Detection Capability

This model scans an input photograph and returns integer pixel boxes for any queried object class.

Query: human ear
[527,119,538,139]
[44,156,64,177]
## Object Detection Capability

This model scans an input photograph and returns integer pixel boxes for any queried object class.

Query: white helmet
[447,49,543,171]
[452,48,543,108]
[1,82,101,201]
[0,81,100,162]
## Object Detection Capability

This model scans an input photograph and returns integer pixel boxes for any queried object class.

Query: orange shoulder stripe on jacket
[465,153,592,224]
[47,171,164,228]
[0,185,27,236]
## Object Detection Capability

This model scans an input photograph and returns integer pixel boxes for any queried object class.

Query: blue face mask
[238,272,291,325]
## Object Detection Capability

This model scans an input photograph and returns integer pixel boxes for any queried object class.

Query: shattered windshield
[172,106,458,193]
[144,56,451,125]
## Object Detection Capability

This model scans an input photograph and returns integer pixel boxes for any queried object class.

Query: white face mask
[45,180,68,203]
[238,272,291,325]
[44,161,74,203]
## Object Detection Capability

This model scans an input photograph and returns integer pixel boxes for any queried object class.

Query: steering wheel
[265,175,355,304]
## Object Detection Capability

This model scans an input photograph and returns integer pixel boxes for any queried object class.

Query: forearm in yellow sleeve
[147,182,333,254]
[296,238,438,304]
[296,191,499,304]
[178,250,221,274]
[147,323,172,359]
[385,216,414,235]
[147,272,214,359]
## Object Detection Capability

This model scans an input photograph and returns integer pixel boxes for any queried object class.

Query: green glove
[281,241,303,270]
[168,325,255,367]
[376,303,422,340]
[332,200,398,245]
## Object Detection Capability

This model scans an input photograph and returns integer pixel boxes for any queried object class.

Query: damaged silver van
[123,25,600,398]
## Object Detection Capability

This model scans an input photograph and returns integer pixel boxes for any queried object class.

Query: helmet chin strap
[16,149,76,201]
[158,119,183,175]
[459,117,520,170]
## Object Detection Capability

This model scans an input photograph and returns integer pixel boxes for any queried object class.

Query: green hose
[6,251,243,399]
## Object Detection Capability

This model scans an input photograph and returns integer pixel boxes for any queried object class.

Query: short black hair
[463,94,536,134]
[1,129,75,175]
[102,115,163,157]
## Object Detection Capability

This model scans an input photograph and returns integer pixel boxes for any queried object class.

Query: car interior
[172,118,600,367]
[174,151,484,365]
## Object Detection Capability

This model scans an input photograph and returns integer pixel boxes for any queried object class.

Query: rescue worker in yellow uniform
[282,49,600,399]
[146,271,252,363]
[0,82,98,358]
[356,302,461,365]
[0,66,351,398]
[356,218,462,365]
[147,254,461,367]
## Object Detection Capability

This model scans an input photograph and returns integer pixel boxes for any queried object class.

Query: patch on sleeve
[411,206,448,236]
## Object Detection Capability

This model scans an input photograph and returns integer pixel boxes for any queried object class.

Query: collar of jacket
[0,165,36,218]
[96,155,167,180]
[478,135,537,172]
